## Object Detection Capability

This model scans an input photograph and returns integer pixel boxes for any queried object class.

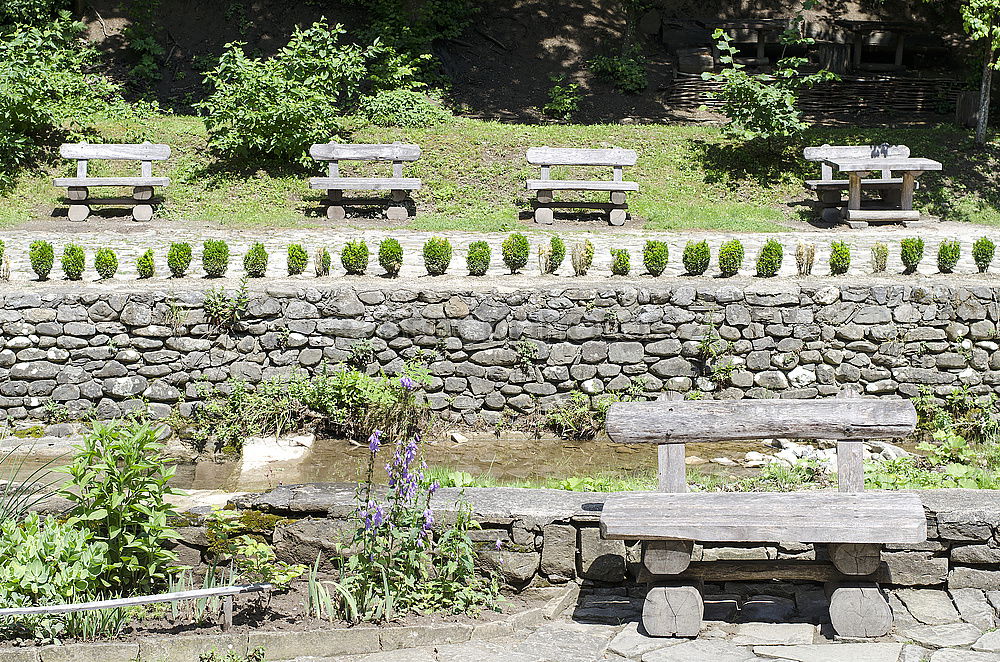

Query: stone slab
[641,639,759,662]
[896,589,961,625]
[730,623,816,646]
[752,643,903,662]
[902,622,983,649]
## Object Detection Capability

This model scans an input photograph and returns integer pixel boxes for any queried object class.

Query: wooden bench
[53,142,171,222]
[309,142,421,221]
[803,144,914,222]
[0,583,271,631]
[526,147,638,226]
[600,398,925,639]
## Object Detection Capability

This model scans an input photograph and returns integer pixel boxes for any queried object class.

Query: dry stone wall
[0,281,998,423]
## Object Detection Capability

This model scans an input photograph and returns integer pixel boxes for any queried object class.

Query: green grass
[2,116,998,230]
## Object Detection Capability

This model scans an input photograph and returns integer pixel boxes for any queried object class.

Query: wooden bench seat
[525,146,638,225]
[308,142,422,221]
[53,142,170,222]
[804,177,910,191]
[601,491,927,544]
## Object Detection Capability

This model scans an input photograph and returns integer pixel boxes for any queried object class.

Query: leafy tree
[960,0,1000,145]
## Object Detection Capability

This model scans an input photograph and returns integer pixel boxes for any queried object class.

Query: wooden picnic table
[822,155,941,226]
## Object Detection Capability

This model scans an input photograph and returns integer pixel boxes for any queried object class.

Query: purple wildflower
[429,481,440,494]
[399,375,416,390]
[494,539,504,551]
[368,430,382,454]
[421,509,434,537]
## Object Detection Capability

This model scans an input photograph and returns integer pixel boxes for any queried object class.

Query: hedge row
[1,235,995,281]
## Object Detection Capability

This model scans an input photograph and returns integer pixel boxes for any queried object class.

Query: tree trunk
[976,46,994,146]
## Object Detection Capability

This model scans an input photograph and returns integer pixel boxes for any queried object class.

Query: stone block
[577,527,626,583]
[883,552,949,586]
[540,523,576,582]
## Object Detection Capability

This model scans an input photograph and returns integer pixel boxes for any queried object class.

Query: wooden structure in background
[309,142,422,221]
[525,147,638,226]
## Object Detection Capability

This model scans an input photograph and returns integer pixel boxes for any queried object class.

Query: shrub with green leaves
[203,240,230,278]
[315,247,331,276]
[871,242,888,273]
[341,239,370,275]
[937,239,961,274]
[136,249,155,279]
[287,244,308,275]
[682,240,710,276]
[29,240,53,281]
[589,46,647,94]
[829,241,851,275]
[718,239,744,277]
[642,240,668,276]
[542,74,581,121]
[501,233,530,274]
[244,242,268,278]
[378,238,402,277]
[0,0,67,27]
[610,248,630,276]
[61,244,84,280]
[423,237,452,276]
[167,242,192,278]
[973,237,995,273]
[94,247,118,280]
[756,239,783,278]
[571,240,594,276]
[467,241,491,276]
[900,237,925,274]
[539,236,566,275]
[358,89,450,127]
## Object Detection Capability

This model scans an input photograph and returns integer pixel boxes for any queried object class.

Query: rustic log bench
[803,144,913,223]
[308,142,421,221]
[526,147,638,226]
[53,142,171,222]
[600,398,925,639]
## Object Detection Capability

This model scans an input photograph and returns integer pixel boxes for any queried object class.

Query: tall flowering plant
[331,430,501,622]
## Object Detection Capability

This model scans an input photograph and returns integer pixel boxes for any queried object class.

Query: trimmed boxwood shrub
[973,236,995,274]
[643,240,668,276]
[467,241,491,276]
[244,242,268,278]
[378,238,402,277]
[167,242,192,278]
[572,240,594,276]
[62,244,85,281]
[718,239,743,277]
[829,241,851,275]
[341,240,370,276]
[94,247,118,280]
[315,247,331,276]
[0,239,4,267]
[900,237,924,274]
[287,244,308,275]
[136,249,155,279]
[610,249,630,276]
[756,239,783,278]
[423,237,452,276]
[937,239,960,274]
[549,236,566,273]
[29,240,54,281]
[501,233,530,274]
[871,242,888,273]
[203,240,230,278]
[682,240,710,276]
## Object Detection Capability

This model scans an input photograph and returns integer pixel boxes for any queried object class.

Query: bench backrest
[803,143,910,180]
[60,142,170,178]
[605,399,916,493]
[527,146,637,182]
[309,142,420,178]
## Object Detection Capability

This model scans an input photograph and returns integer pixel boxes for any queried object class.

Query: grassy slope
[1,116,997,231]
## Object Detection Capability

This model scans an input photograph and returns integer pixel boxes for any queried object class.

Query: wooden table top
[823,156,942,172]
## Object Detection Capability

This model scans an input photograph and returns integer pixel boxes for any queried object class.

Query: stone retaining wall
[0,281,998,423]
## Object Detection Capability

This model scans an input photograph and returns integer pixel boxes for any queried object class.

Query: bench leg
[608,208,627,226]
[642,582,703,637]
[133,204,154,222]
[386,205,409,221]
[133,186,154,201]
[326,189,345,220]
[818,190,842,206]
[828,582,892,638]
[828,543,881,575]
[642,540,693,575]
[536,189,553,204]
[68,204,90,222]
[67,186,88,201]
[822,207,844,224]
[390,189,407,203]
[534,206,554,224]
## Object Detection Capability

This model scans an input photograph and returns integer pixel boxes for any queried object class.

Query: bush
[287,244,308,275]
[796,242,815,276]
[467,241,491,276]
[29,240,53,281]
[718,239,744,277]
[61,243,84,280]
[378,238,402,277]
[423,237,452,276]
[682,240,710,275]
[542,74,581,121]
[643,240,668,276]
[315,247,331,276]
[62,421,179,594]
[244,242,268,278]
[871,242,888,273]
[571,240,594,276]
[339,239,369,275]
[829,241,851,275]
[0,0,67,26]
[136,249,155,279]
[501,232,530,274]
[756,239,783,278]
[94,247,118,280]
[167,242,192,277]
[610,248,630,276]
[937,239,961,274]
[900,237,924,274]
[203,240,230,278]
[358,89,450,127]
[539,235,566,275]
[973,237,995,273]
[589,46,647,94]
